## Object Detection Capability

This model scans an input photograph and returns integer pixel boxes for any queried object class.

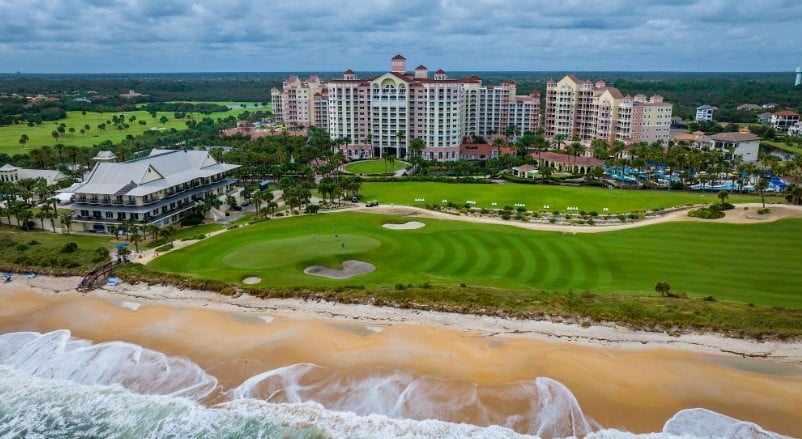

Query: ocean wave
[0,329,216,401]
[230,363,595,437]
[0,330,791,438]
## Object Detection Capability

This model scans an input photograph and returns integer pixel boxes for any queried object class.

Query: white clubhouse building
[66,149,239,233]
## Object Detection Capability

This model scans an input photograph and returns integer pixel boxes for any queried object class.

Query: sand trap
[304,260,376,279]
[383,221,425,230]
[242,277,262,285]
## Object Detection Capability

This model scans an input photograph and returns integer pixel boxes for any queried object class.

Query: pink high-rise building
[273,55,542,161]
[545,75,672,146]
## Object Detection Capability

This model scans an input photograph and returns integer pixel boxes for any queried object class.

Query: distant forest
[1,71,801,122]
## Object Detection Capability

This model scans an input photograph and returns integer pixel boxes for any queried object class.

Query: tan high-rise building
[545,75,672,146]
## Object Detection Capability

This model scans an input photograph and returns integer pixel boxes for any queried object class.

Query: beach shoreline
[6,274,801,362]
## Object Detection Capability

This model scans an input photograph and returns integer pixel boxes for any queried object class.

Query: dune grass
[147,212,802,309]
[344,159,406,175]
[359,182,763,214]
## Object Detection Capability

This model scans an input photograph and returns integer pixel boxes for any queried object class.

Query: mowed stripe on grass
[147,212,802,308]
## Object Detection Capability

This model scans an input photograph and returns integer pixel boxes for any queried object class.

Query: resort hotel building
[64,149,239,233]
[271,55,541,161]
[544,75,673,146]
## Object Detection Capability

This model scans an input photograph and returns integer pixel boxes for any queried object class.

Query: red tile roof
[392,54,406,60]
[773,110,800,116]
[532,151,604,167]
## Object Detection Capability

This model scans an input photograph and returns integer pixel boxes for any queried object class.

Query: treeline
[4,71,801,117]
[0,73,284,102]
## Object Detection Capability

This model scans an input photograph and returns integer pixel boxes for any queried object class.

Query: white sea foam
[259,315,275,324]
[120,301,141,310]
[0,331,791,439]
[0,330,216,401]
[231,363,595,437]
[366,325,384,333]
[663,408,793,439]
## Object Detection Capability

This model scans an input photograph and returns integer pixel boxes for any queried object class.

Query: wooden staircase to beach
[77,259,122,291]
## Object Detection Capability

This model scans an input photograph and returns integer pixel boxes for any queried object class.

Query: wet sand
[1,282,800,436]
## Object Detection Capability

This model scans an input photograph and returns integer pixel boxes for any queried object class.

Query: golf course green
[344,159,406,175]
[359,182,762,214]
[148,212,802,308]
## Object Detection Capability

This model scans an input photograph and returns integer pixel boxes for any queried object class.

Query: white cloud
[0,0,799,72]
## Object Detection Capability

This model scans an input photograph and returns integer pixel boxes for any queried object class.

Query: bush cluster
[688,207,725,219]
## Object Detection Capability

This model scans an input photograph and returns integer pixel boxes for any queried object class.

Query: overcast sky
[1,0,800,73]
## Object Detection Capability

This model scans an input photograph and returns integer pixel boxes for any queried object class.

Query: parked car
[366,200,379,207]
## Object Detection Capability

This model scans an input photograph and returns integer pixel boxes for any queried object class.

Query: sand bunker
[304,260,376,279]
[382,221,425,230]
[242,277,262,285]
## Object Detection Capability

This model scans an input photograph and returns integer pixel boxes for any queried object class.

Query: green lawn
[345,159,406,175]
[0,107,252,155]
[359,182,761,213]
[147,212,802,308]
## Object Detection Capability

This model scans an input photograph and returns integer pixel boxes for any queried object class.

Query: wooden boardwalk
[77,259,123,291]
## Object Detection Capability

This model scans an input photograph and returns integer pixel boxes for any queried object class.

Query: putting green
[222,234,381,270]
[148,212,802,308]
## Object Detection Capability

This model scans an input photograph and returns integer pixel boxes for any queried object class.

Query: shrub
[516,206,526,212]
[757,208,771,215]
[617,214,626,222]
[181,215,203,226]
[548,218,557,224]
[501,213,511,220]
[704,296,716,302]
[15,244,29,251]
[688,207,725,219]
[586,218,594,225]
[60,242,78,253]
[420,281,431,289]
[480,208,489,215]
[27,240,39,246]
[588,211,598,217]
[395,283,406,290]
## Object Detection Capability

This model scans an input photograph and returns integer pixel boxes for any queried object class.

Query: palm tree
[129,232,141,253]
[785,183,802,205]
[717,190,729,205]
[61,214,72,234]
[655,281,671,297]
[493,137,507,158]
[566,142,585,172]
[755,178,769,208]
[394,131,406,158]
[36,204,54,232]
[409,138,425,160]
[552,133,566,151]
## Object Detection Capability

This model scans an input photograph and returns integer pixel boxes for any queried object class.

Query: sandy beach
[7,274,802,361]
[2,277,802,435]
